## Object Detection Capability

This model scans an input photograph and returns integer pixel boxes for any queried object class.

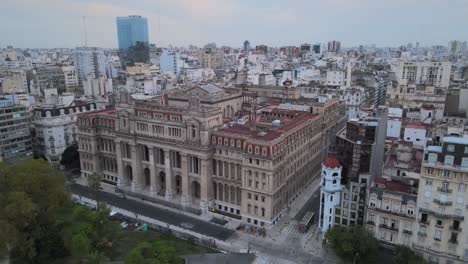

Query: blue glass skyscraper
[116,15,149,66]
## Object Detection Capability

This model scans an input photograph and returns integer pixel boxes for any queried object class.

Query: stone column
[200,159,211,213]
[115,141,124,188]
[181,153,190,207]
[164,149,172,200]
[131,144,141,192]
[149,147,158,196]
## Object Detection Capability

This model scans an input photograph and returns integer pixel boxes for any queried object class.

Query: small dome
[323,156,340,169]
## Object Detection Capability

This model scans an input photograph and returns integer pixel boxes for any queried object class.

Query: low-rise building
[366,177,417,247]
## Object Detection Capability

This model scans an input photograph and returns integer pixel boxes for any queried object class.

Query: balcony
[419,208,464,221]
[403,229,413,235]
[417,231,427,237]
[419,218,430,225]
[379,224,399,232]
[437,187,453,193]
[448,239,458,245]
[433,199,452,206]
[450,225,462,232]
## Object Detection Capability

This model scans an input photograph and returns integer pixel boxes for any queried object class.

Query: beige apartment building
[77,85,345,228]
[415,137,468,264]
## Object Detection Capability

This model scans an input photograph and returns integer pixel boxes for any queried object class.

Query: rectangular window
[428,153,437,162]
[447,144,455,152]
[434,230,442,241]
[462,158,468,168]
[445,155,454,165]
[459,183,466,193]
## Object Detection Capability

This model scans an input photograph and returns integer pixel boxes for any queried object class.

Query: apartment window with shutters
[428,153,437,162]
[445,155,454,165]
[462,158,468,168]
[447,144,455,152]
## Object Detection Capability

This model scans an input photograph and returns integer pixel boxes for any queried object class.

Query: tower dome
[323,156,340,169]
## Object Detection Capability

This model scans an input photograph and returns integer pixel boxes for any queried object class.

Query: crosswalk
[282,225,305,237]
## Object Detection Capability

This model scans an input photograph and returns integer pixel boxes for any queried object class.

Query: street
[70,183,235,240]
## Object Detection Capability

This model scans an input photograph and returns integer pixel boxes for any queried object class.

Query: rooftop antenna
[82,16,88,47]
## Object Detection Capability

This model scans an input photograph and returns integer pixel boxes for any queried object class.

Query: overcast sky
[1,0,467,49]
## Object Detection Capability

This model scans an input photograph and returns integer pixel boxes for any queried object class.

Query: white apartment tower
[319,156,343,236]
[72,47,107,84]
[396,61,451,88]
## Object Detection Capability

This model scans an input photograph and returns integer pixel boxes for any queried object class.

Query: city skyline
[1,0,468,49]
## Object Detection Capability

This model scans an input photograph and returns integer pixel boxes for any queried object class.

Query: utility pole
[82,16,88,47]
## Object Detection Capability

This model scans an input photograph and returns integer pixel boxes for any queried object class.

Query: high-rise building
[116,15,150,67]
[196,45,225,71]
[312,44,321,54]
[160,50,180,76]
[243,40,251,52]
[32,64,66,96]
[255,45,268,55]
[0,96,32,163]
[61,66,79,92]
[396,60,451,88]
[331,110,388,227]
[300,43,311,53]
[327,40,341,53]
[72,47,106,85]
[336,112,388,181]
[0,69,28,94]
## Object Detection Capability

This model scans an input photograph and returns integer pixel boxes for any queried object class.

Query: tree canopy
[0,159,70,263]
[63,204,121,263]
[60,143,80,170]
[393,246,427,264]
[125,240,180,264]
[326,225,378,263]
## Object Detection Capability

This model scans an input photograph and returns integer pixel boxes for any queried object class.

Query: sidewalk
[74,177,213,221]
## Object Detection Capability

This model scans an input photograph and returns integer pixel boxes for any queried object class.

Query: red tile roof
[373,177,411,193]
[323,156,340,168]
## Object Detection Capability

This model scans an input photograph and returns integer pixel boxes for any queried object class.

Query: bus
[297,211,315,233]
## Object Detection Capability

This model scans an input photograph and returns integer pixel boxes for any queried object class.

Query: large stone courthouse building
[77,84,345,228]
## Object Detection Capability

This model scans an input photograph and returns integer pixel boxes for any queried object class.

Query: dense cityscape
[1,2,468,264]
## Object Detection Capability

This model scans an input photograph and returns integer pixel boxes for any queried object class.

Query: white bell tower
[319,156,343,237]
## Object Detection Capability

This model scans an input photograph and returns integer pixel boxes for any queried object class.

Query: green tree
[393,245,427,264]
[125,240,179,264]
[0,160,70,263]
[64,204,120,263]
[87,172,103,205]
[60,143,80,170]
[326,225,378,263]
